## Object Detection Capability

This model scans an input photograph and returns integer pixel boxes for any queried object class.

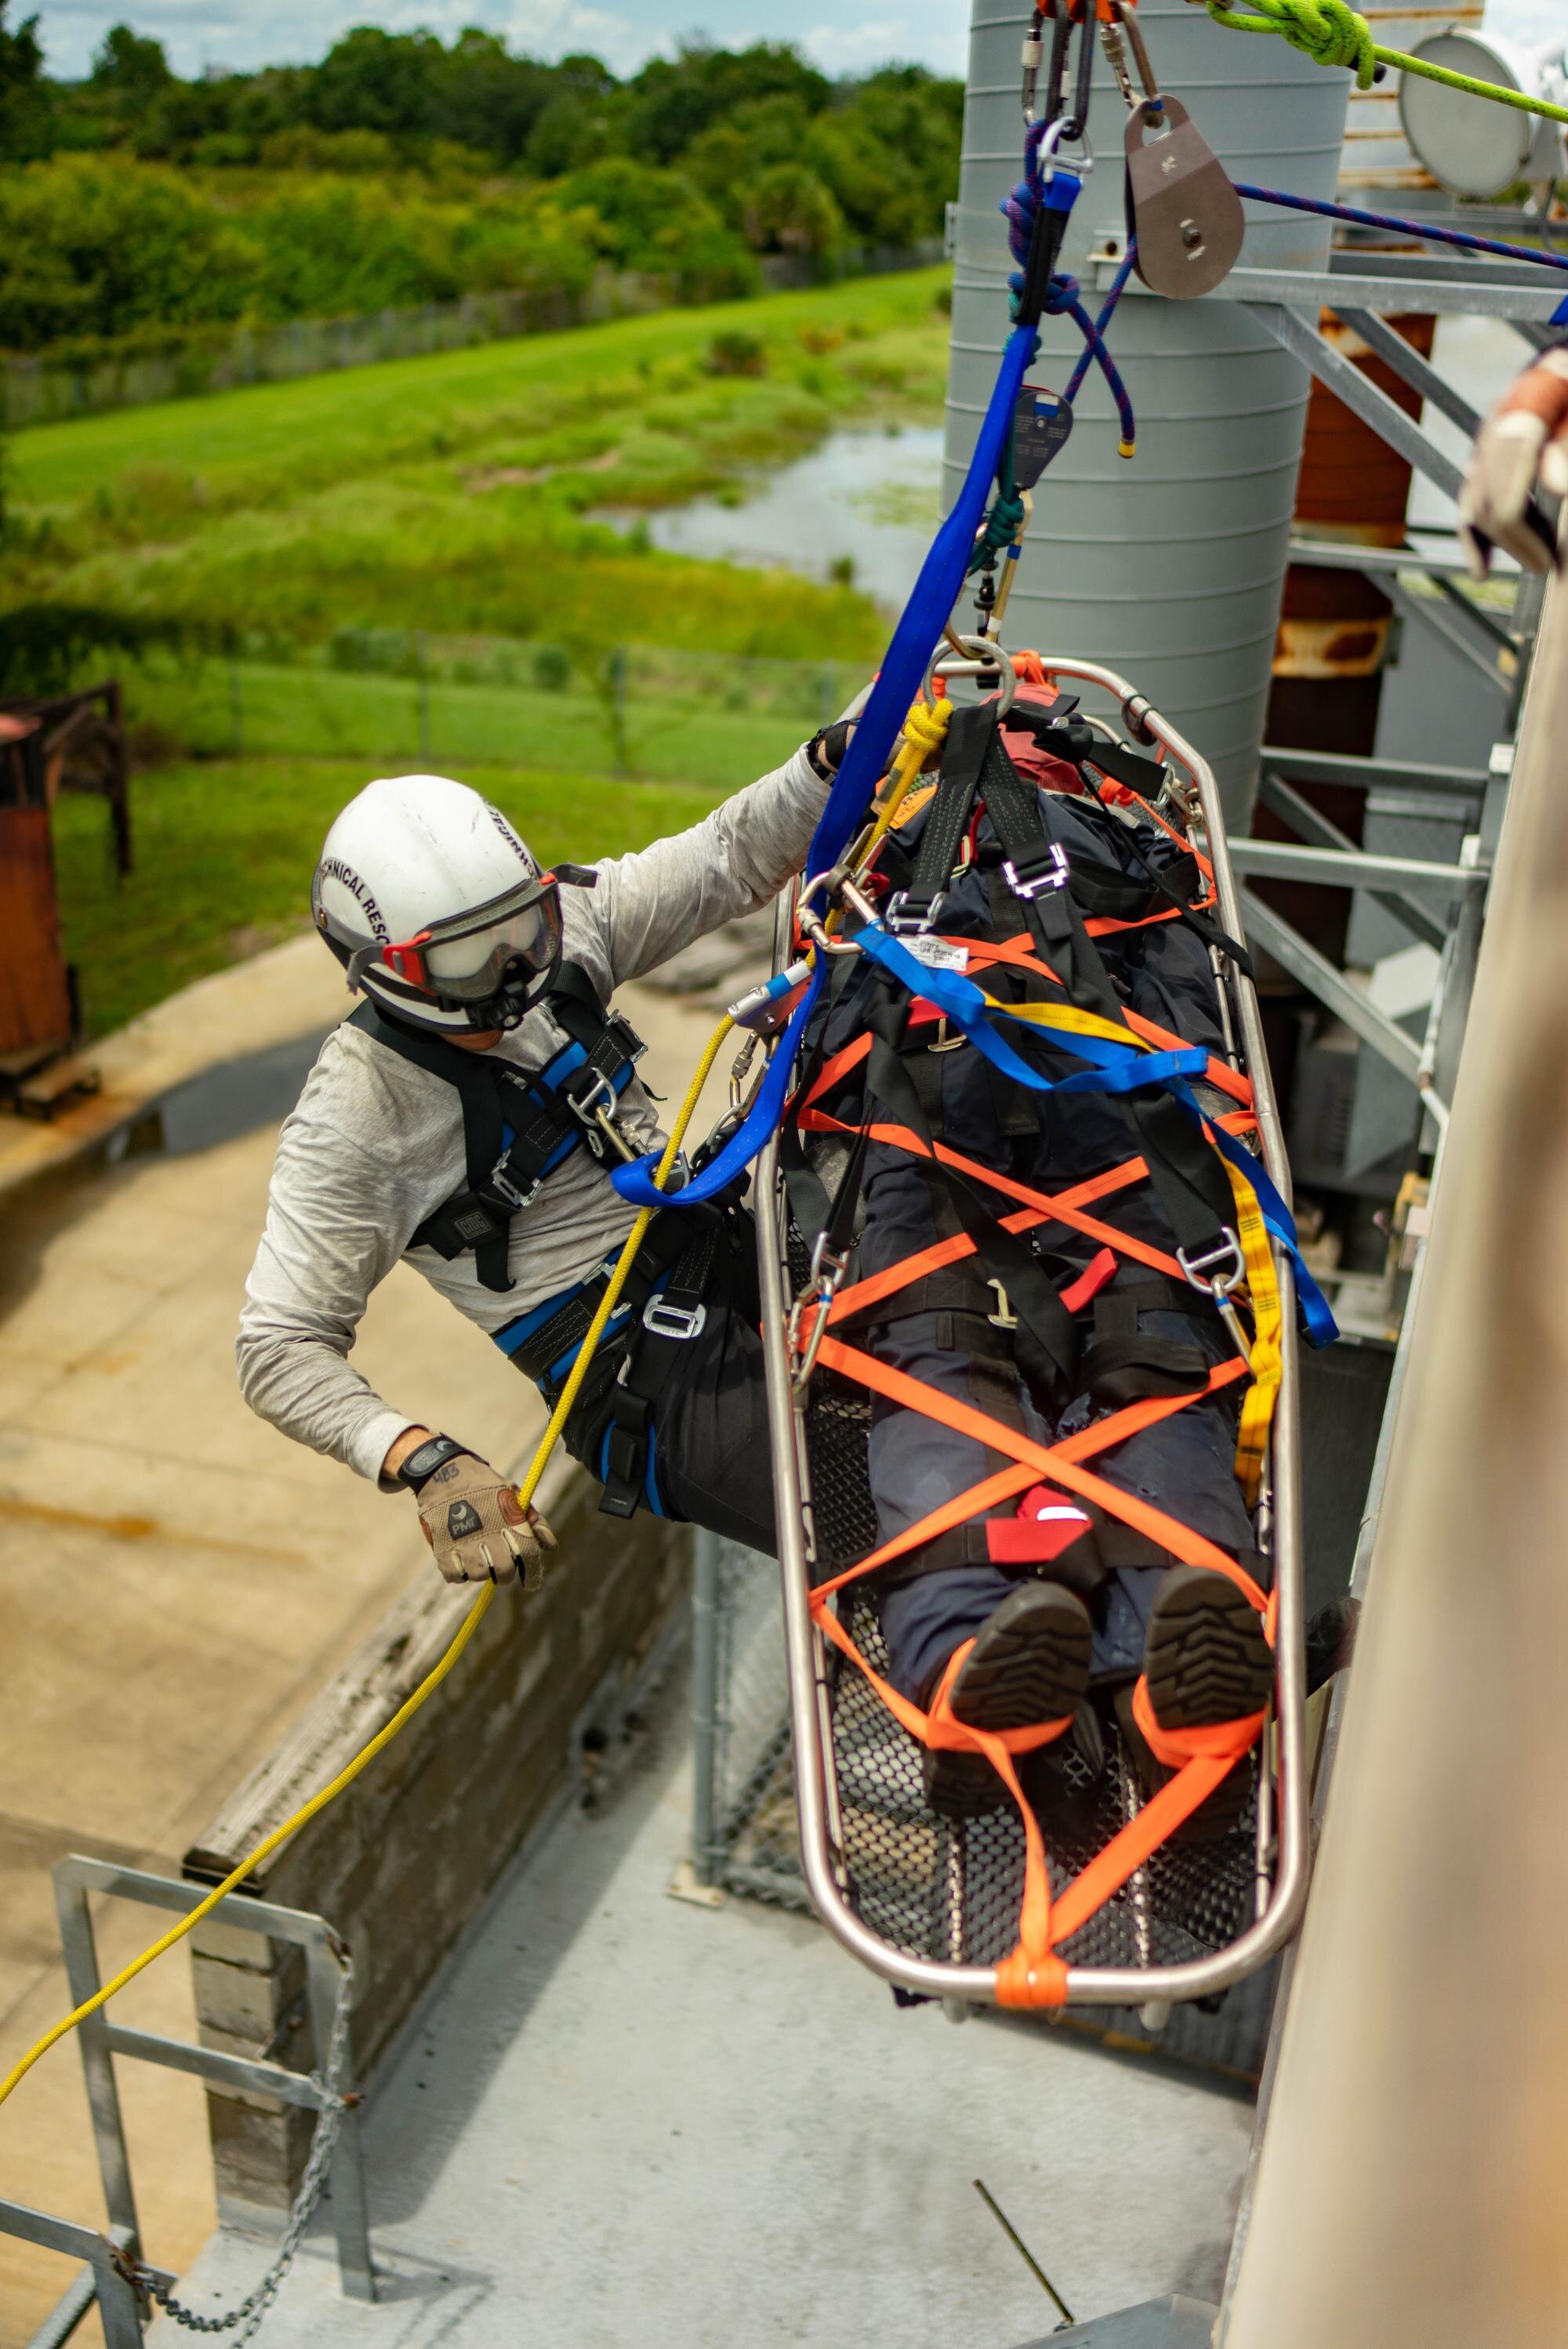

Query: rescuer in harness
[239,710,1312,1839]
[238,749,848,1579]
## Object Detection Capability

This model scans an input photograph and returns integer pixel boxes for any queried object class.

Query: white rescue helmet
[312,774,588,1036]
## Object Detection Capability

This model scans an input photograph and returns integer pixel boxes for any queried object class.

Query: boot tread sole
[924,1586,1092,1821]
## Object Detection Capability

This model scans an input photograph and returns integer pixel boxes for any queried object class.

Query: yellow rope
[0,1012,735,2116]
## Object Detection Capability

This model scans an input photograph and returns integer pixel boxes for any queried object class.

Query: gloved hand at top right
[1458,345,1568,579]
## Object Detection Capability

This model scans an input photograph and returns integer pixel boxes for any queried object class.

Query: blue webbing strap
[857,924,1338,1345]
[611,319,1042,1213]
[852,923,1209,1098]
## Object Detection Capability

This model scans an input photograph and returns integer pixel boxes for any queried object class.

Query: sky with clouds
[31,2,968,81]
[29,0,1561,83]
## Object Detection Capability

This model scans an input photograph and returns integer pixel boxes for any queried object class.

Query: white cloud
[36,0,641,78]
[801,7,964,76]
[35,0,963,79]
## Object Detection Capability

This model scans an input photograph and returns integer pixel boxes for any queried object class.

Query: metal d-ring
[1035,114,1095,183]
[924,633,1018,718]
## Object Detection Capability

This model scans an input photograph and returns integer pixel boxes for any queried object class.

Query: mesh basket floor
[792,1241,1259,1973]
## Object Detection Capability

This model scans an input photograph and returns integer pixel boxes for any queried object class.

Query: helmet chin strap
[466,940,564,1033]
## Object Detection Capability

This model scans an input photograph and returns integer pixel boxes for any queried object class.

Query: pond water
[602,313,1526,580]
[597,425,945,608]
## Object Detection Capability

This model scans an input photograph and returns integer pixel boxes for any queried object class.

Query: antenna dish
[1398,31,1566,200]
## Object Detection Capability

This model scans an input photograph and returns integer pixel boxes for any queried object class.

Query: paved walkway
[165,1662,1254,2349]
[0,937,742,2345]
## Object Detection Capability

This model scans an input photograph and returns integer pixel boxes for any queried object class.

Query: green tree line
[0,14,960,356]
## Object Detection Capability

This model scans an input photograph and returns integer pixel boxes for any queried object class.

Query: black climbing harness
[350,964,648,1293]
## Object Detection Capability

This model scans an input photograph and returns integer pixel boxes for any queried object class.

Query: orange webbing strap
[815,1337,1265,1606]
[809,1620,1076,2011]
[800,1106,1189,1279]
[1044,1683,1265,1955]
[1112,779,1218,888]
[804,1343,1265,2005]
[808,1360,1251,1602]
[826,1211,1120,1338]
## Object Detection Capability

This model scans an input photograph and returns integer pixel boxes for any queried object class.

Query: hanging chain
[140,1954,356,2340]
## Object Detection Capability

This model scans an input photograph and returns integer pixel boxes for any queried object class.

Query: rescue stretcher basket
[753,654,1312,2010]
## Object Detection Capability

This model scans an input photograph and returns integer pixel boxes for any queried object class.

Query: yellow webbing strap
[1224,1157,1283,1506]
[982,993,1283,1497]
[0,1013,736,2116]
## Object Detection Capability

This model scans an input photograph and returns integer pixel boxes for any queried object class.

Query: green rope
[1206,0,1568,123]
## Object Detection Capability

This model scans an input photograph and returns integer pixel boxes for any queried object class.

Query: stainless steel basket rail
[754,652,1311,2008]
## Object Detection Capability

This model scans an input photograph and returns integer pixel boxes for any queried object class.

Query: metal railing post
[50,1875,140,2253]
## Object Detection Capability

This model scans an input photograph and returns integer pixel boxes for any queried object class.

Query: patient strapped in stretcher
[791,681,1277,1854]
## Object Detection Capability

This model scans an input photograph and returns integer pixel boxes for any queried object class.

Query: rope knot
[1208,0,1377,89]
[901,699,951,761]
[979,489,1028,554]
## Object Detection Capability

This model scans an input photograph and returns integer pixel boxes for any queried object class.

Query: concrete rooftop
[0,931,749,2344]
[163,1662,1254,2349]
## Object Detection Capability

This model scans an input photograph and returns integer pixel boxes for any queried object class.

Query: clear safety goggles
[355,872,564,1004]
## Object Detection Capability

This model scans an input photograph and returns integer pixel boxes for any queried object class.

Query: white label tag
[901,935,969,972]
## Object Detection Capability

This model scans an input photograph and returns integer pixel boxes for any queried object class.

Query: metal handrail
[757,654,1312,2007]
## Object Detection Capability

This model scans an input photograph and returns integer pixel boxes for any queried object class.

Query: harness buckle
[1002,844,1070,901]
[1176,1229,1245,1299]
[566,1067,638,1163]
[887,889,945,935]
[605,1012,647,1064]
[986,1279,1018,1330]
[488,1158,542,1213]
[642,1294,707,1342]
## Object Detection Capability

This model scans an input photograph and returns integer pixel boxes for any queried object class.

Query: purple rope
[1003,171,1138,450]
[1063,249,1140,411]
[1232,180,1568,279]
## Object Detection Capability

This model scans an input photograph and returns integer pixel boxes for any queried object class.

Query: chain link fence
[126,633,856,783]
[691,1532,810,1908]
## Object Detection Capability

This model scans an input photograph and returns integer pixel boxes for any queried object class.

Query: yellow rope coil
[0,1012,736,2116]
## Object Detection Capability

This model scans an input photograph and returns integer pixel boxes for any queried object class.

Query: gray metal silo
[946,0,1352,818]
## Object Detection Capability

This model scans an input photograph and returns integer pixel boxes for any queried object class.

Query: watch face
[404,1438,459,1487]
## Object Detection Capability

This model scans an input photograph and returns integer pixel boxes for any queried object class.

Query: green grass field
[9,268,950,659]
[54,750,762,1039]
[121,650,834,779]
[14,267,951,1036]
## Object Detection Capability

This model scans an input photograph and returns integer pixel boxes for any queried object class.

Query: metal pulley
[1124,96,1244,299]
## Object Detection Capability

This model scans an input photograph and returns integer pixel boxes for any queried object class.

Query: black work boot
[922,1583,1093,1822]
[1120,1565,1276,1844]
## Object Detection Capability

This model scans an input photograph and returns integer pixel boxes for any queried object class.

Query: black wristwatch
[396,1433,471,1494]
[806,717,854,781]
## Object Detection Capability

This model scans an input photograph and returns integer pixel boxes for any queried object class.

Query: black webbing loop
[862,982,1081,1407]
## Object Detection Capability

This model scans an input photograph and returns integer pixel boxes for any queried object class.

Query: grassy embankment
[14,266,951,1033]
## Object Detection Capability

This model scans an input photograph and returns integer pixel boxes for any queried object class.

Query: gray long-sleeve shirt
[238,746,828,1484]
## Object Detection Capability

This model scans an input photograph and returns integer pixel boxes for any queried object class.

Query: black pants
[557,1265,778,1555]
[557,1215,1253,1707]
